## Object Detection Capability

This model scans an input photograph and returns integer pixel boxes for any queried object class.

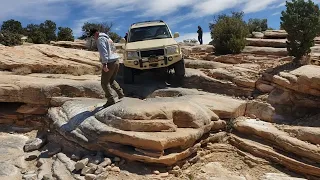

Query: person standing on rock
[89,28,125,108]
[197,26,203,45]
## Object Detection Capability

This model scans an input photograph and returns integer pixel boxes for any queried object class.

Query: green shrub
[210,12,249,55]
[247,18,268,33]
[0,31,23,46]
[57,27,74,41]
[280,0,320,64]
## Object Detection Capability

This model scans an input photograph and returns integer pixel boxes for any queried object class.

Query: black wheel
[173,59,185,79]
[123,66,134,84]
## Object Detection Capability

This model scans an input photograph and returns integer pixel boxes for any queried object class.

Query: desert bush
[57,27,74,41]
[0,31,23,46]
[247,18,268,33]
[280,0,320,64]
[210,11,249,55]
[1,19,23,34]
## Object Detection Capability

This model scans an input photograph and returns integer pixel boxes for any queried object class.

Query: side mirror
[174,32,180,38]
[120,38,126,44]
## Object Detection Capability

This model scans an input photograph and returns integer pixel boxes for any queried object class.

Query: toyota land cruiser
[119,20,185,84]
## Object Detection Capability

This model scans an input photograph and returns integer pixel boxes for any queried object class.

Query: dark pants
[198,35,203,45]
[100,60,124,103]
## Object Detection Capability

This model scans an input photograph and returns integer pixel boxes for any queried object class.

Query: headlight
[127,51,139,60]
[166,45,179,55]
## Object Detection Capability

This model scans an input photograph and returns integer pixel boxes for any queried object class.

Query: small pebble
[111,163,115,167]
[111,166,120,173]
[106,166,112,171]
[85,174,96,180]
[36,159,45,167]
[153,170,160,175]
[173,166,180,170]
[160,172,169,178]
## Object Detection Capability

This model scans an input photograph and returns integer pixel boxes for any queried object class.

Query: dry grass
[12,67,32,75]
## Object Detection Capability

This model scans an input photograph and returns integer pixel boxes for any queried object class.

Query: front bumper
[123,54,183,70]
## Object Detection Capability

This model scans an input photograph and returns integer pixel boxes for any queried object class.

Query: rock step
[234,118,320,163]
[229,134,320,178]
[246,38,287,48]
[279,126,320,145]
[242,46,288,56]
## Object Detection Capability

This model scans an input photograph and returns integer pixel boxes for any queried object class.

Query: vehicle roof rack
[131,20,164,26]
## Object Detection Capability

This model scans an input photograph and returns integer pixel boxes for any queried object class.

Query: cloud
[0,0,70,21]
[272,12,281,16]
[176,32,211,44]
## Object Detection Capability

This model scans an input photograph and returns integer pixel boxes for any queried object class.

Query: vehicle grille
[140,49,165,58]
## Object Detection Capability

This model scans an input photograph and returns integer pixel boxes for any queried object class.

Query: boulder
[246,38,287,48]
[280,126,320,145]
[268,65,320,109]
[263,30,287,39]
[49,97,218,165]
[24,137,46,152]
[252,32,264,38]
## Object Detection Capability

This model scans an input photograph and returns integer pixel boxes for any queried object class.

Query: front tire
[173,59,185,79]
[123,66,134,84]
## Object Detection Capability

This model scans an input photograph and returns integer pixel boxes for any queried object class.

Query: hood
[126,38,177,50]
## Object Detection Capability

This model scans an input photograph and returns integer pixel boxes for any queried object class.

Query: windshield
[129,25,172,42]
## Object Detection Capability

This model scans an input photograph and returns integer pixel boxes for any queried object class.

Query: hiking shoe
[103,101,116,108]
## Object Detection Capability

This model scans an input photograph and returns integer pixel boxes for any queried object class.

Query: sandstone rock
[261,173,306,180]
[0,73,103,105]
[256,82,275,93]
[85,174,96,180]
[242,46,288,56]
[75,158,89,171]
[230,135,320,177]
[50,40,87,50]
[281,126,320,145]
[263,30,287,39]
[272,65,320,97]
[37,159,53,180]
[246,38,287,48]
[23,173,37,180]
[252,32,264,38]
[194,162,246,180]
[98,158,111,167]
[245,101,277,122]
[184,59,229,69]
[0,162,21,180]
[52,159,75,180]
[95,167,104,175]
[191,45,214,53]
[43,174,54,180]
[184,68,256,97]
[49,97,214,165]
[111,166,120,173]
[234,118,320,163]
[24,137,46,152]
[57,153,75,172]
[81,166,97,175]
[0,44,100,75]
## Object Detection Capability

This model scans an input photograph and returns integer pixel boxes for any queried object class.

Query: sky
[1,0,320,44]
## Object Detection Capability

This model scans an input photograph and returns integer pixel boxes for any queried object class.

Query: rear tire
[123,66,134,84]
